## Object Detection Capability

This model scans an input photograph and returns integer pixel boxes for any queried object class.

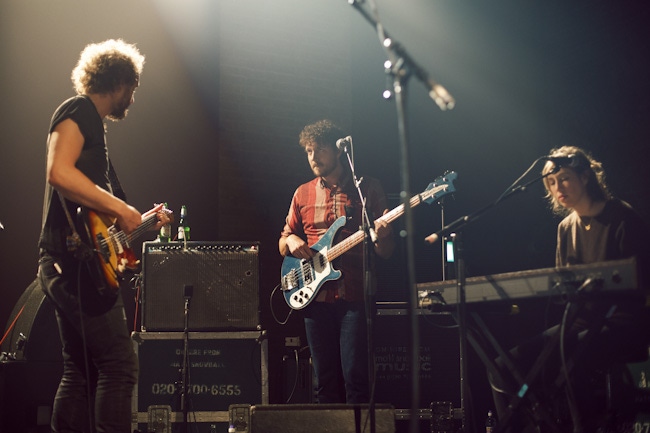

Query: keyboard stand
[460,286,616,432]
[462,311,564,432]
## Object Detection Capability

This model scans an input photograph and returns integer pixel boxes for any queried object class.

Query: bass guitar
[78,205,173,296]
[281,172,457,310]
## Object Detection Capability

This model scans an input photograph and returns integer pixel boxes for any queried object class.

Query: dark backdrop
[1,0,649,420]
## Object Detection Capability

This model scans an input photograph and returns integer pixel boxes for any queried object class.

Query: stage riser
[250,404,396,433]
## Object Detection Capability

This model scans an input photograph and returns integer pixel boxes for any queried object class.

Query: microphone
[427,81,455,111]
[424,233,440,244]
[546,154,579,170]
[336,136,352,151]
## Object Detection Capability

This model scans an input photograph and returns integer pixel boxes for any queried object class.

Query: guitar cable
[269,283,293,325]
[130,273,143,332]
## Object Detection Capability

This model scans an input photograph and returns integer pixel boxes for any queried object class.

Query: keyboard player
[490,146,650,432]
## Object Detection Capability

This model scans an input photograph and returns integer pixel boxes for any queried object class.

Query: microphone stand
[347,2,454,433]
[426,169,555,431]
[342,143,377,433]
[430,166,557,244]
[438,196,449,281]
[180,284,193,433]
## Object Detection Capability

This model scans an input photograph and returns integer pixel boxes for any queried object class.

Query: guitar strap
[108,158,128,202]
[56,190,94,261]
[56,158,126,261]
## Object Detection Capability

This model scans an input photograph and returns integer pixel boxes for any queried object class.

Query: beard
[106,110,127,121]
[106,93,132,121]
[106,104,129,121]
[311,164,334,178]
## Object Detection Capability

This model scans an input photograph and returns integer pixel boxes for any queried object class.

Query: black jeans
[304,300,369,403]
[38,252,138,433]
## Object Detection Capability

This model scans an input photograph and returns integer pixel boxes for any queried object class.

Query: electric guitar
[77,205,173,296]
[281,172,457,310]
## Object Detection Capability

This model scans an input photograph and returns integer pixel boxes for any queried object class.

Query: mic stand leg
[180,297,190,433]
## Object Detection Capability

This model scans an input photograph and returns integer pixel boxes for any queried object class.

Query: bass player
[279,119,394,404]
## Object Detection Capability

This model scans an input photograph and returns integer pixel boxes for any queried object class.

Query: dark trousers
[304,300,369,404]
[38,253,138,433]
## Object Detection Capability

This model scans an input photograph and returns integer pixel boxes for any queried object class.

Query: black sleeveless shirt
[39,96,111,254]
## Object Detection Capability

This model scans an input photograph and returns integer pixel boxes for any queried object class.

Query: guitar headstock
[423,171,457,204]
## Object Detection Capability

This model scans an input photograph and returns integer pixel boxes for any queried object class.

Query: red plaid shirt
[280,174,388,302]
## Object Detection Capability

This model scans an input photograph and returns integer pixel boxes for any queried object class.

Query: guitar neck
[326,191,429,261]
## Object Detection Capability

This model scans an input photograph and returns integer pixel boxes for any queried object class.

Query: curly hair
[71,39,145,95]
[542,145,611,216]
[298,119,344,150]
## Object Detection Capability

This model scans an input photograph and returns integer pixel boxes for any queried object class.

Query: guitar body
[79,208,140,295]
[281,216,346,310]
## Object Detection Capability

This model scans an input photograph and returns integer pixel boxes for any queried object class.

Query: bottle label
[178,226,185,240]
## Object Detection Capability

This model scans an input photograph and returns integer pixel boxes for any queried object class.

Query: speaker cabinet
[250,404,395,433]
[1,280,62,433]
[1,278,61,362]
[141,241,260,331]
[373,310,461,409]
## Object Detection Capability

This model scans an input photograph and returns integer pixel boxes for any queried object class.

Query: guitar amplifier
[141,241,260,331]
